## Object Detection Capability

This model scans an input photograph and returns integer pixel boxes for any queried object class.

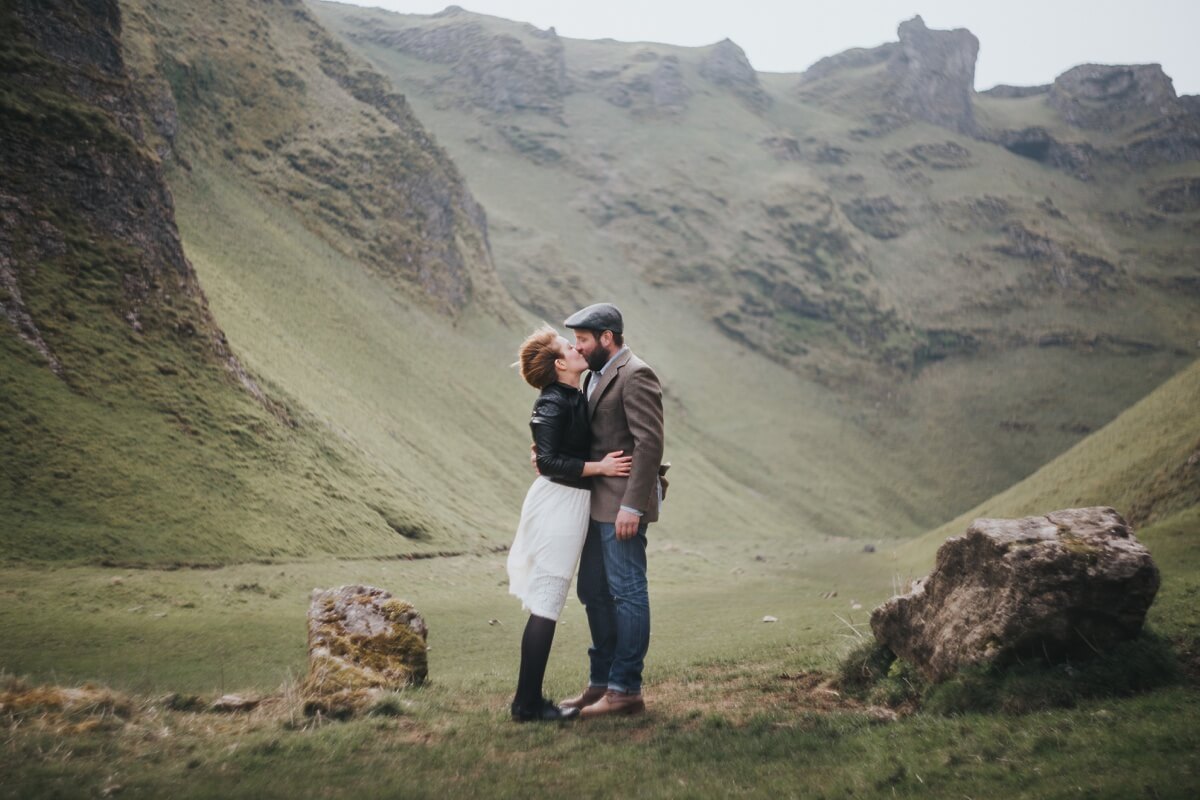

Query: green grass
[841,630,1181,716]
[2,540,1198,798]
[5,2,1200,796]
[894,359,1200,575]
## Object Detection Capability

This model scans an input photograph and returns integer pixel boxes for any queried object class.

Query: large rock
[871,507,1160,682]
[304,585,429,697]
[699,39,772,112]
[602,55,692,116]
[355,15,570,116]
[886,16,979,134]
[1050,64,1179,130]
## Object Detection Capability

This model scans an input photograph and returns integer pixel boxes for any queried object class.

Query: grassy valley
[2,1,1198,796]
[314,1,1200,517]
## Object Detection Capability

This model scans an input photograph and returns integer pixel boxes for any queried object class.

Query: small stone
[863,544,876,553]
[866,706,898,723]
[487,619,502,626]
[210,694,260,713]
[762,615,778,623]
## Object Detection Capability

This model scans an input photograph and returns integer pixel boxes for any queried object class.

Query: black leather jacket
[531,382,591,490]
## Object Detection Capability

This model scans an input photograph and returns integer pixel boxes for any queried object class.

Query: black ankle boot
[511,697,580,723]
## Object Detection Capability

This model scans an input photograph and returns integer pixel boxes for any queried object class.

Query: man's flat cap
[564,302,623,334]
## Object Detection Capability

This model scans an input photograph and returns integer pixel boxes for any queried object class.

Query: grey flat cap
[564,302,623,334]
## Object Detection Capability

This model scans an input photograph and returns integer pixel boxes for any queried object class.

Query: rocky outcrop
[886,16,979,134]
[126,0,505,315]
[871,508,1160,682]
[699,39,771,112]
[1122,106,1200,166]
[987,127,1100,179]
[0,0,277,412]
[1050,64,1179,130]
[304,586,428,713]
[352,19,570,116]
[800,44,898,85]
[984,67,1198,173]
[994,222,1121,291]
[602,55,692,115]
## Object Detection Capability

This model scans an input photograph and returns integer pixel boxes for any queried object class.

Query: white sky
[339,1,1200,95]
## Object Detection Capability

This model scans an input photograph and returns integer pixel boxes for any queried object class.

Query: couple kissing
[507,302,668,722]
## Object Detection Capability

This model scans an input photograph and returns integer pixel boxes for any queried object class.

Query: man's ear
[600,330,613,348]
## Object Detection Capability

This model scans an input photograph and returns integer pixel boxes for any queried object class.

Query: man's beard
[585,342,613,372]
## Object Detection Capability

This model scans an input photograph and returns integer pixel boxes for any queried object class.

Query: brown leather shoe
[578,690,645,719]
[559,685,606,711]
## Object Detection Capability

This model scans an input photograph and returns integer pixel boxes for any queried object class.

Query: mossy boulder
[304,585,428,707]
[871,507,1160,682]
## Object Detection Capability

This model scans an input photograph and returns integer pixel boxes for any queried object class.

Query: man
[558,302,665,718]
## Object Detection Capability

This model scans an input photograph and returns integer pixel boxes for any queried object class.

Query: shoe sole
[579,701,645,719]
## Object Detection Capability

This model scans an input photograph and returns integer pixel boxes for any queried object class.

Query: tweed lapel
[587,348,631,418]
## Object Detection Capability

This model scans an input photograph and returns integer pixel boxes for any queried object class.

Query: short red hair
[517,325,561,389]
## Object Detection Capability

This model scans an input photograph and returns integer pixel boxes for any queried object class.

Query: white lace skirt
[507,476,590,621]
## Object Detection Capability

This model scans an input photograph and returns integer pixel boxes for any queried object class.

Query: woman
[508,325,631,722]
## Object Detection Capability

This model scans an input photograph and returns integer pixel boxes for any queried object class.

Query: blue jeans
[576,518,650,694]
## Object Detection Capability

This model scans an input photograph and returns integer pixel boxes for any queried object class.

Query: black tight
[514,614,557,708]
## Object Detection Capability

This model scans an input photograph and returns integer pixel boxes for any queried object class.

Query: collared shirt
[586,345,628,402]
[586,346,652,519]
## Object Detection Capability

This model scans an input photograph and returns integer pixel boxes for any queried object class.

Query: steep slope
[0,0,504,563]
[888,357,1200,648]
[97,0,956,554]
[314,3,1200,519]
[897,358,1199,561]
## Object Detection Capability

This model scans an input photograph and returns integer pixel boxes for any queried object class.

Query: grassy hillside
[2,5,1198,797]
[314,1,1200,521]
[0,0,454,564]
[106,0,958,564]
[893,357,1199,568]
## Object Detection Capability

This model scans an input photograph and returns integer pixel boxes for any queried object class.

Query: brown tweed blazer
[584,349,665,524]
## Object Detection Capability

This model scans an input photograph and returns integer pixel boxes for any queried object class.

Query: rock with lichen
[303,585,429,709]
[870,507,1160,682]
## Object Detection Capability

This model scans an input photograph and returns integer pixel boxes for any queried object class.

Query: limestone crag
[0,0,275,411]
[886,16,979,134]
[1122,104,1200,167]
[699,39,771,112]
[601,54,692,115]
[352,18,570,116]
[120,0,505,315]
[986,127,1100,179]
[1050,64,1179,130]
[871,508,1160,682]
